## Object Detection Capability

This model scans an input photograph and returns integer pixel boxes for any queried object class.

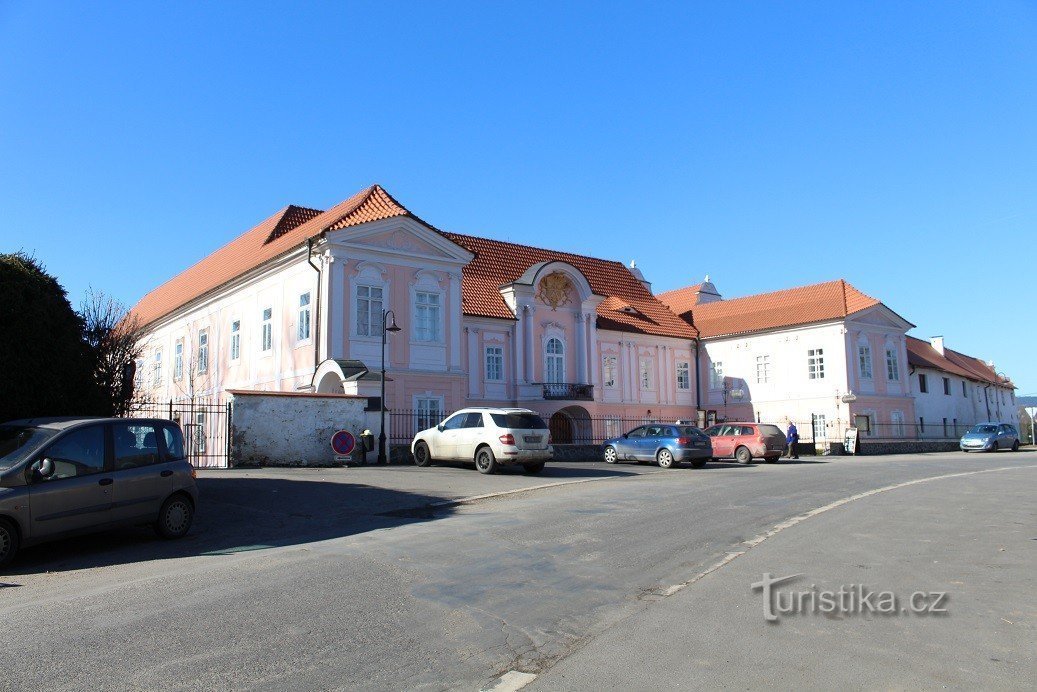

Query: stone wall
[228,390,367,467]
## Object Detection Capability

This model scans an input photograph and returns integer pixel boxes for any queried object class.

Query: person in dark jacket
[786,423,799,459]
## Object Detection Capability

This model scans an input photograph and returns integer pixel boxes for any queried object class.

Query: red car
[703,422,787,463]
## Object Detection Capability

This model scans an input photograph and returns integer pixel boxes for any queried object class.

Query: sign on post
[1026,407,1037,445]
[844,427,859,455]
[331,430,356,463]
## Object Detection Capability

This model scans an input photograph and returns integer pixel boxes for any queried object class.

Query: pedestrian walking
[786,422,799,459]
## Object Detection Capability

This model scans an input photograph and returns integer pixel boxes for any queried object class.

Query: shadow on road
[4,477,456,577]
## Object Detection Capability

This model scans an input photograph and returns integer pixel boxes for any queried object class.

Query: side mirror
[33,458,55,480]
[437,424,445,432]
[622,433,628,439]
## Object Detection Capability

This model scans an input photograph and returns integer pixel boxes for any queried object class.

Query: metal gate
[125,397,231,468]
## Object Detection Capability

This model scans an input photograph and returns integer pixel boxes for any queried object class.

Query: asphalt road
[1,451,1034,691]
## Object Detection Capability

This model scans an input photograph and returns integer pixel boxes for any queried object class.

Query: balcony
[538,382,594,401]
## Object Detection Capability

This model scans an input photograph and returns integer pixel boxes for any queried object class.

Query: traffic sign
[331,430,356,456]
[1025,407,1037,418]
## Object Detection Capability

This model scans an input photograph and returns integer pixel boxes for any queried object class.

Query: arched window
[545,338,565,384]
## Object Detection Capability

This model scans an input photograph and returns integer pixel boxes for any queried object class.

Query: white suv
[411,408,553,474]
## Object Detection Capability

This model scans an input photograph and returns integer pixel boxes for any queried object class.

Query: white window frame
[193,411,206,454]
[356,284,384,338]
[755,355,770,384]
[858,342,872,379]
[604,415,622,440]
[230,319,241,362]
[709,361,724,389]
[414,290,441,343]
[261,307,273,353]
[885,346,900,381]
[807,349,825,380]
[173,340,184,381]
[603,355,618,388]
[544,337,565,384]
[485,345,504,382]
[152,350,162,387]
[891,410,905,437]
[676,361,690,390]
[197,329,209,374]
[415,395,444,432]
[297,292,311,343]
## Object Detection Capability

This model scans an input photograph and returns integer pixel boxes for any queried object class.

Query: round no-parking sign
[331,430,356,456]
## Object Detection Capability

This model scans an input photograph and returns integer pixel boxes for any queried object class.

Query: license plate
[524,435,542,444]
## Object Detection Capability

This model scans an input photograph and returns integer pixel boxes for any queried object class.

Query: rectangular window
[416,397,442,432]
[230,320,240,361]
[919,417,925,434]
[134,358,144,391]
[858,344,872,379]
[807,349,824,380]
[485,346,503,382]
[918,373,928,393]
[891,411,905,437]
[854,414,872,436]
[640,357,653,390]
[953,418,958,436]
[676,361,690,390]
[943,418,949,437]
[603,355,617,388]
[298,292,311,342]
[152,350,162,386]
[755,355,770,384]
[710,361,724,389]
[942,377,950,395]
[886,347,900,381]
[962,381,967,397]
[415,291,440,342]
[261,307,272,352]
[356,285,383,337]
[193,411,206,454]
[197,329,209,373]
[604,416,621,440]
[174,340,184,381]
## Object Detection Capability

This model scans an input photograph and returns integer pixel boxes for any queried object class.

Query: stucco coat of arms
[536,272,574,310]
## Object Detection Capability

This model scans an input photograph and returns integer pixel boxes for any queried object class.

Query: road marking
[659,464,1037,597]
[482,670,537,691]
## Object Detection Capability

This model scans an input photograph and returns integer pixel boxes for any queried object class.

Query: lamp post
[377,309,401,465]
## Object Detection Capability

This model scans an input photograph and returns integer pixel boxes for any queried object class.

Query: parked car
[602,424,712,468]
[703,422,787,463]
[960,423,1020,452]
[411,407,553,474]
[0,417,198,567]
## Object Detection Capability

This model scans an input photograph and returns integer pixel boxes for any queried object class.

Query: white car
[411,407,553,474]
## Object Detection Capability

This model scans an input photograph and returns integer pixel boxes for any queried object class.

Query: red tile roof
[131,185,418,327]
[661,279,891,338]
[656,284,704,316]
[131,185,695,339]
[906,337,1014,387]
[438,232,697,339]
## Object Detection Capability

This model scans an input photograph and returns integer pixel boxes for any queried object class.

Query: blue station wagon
[602,424,713,468]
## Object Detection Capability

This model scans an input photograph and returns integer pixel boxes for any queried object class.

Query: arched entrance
[549,405,592,444]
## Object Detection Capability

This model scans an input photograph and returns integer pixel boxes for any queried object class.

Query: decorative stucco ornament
[537,272,574,310]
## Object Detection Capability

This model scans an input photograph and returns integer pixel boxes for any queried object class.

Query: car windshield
[968,425,998,434]
[490,413,548,430]
[0,425,56,470]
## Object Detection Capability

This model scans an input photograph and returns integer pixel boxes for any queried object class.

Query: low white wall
[228,390,367,467]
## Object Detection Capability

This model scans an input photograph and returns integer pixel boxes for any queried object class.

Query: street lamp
[377,309,401,465]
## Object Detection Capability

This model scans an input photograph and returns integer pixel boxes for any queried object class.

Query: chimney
[930,336,945,356]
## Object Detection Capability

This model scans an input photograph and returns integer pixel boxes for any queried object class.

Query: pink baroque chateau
[131,185,1016,445]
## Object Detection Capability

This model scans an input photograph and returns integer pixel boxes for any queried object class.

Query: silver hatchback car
[0,417,198,566]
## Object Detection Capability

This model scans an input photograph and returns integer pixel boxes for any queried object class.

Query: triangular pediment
[848,304,913,330]
[328,217,475,263]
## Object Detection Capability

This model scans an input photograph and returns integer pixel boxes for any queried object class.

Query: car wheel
[656,449,677,469]
[989,442,998,453]
[155,494,194,539]
[413,441,433,467]
[0,518,18,568]
[523,462,545,474]
[735,446,752,464]
[690,458,707,469]
[1011,440,1019,452]
[475,446,498,474]
[603,445,618,464]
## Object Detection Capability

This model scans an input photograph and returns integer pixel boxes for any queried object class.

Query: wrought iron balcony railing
[537,382,594,401]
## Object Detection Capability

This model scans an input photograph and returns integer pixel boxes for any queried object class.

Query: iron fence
[125,396,231,468]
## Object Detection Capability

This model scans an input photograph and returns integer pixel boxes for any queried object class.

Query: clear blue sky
[2,1,1035,393]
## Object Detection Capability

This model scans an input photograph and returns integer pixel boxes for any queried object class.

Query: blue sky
[2,1,1035,393]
